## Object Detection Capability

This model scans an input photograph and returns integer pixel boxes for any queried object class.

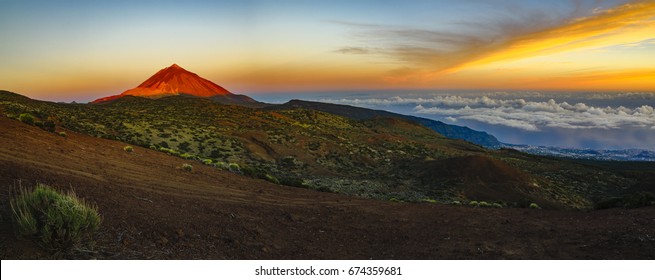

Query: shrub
[492,202,504,208]
[202,159,213,165]
[182,163,193,172]
[214,162,228,170]
[39,119,56,132]
[123,146,133,153]
[18,113,36,125]
[479,201,491,208]
[228,163,241,173]
[58,132,67,137]
[469,201,479,207]
[317,186,333,193]
[529,203,541,209]
[279,177,308,188]
[264,174,280,184]
[10,184,101,249]
[451,200,462,205]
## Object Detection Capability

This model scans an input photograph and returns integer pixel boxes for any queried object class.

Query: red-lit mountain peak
[92,64,232,103]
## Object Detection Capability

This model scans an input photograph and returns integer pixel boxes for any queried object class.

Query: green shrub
[182,163,193,172]
[529,203,541,209]
[264,174,280,184]
[58,132,67,137]
[39,119,56,132]
[279,177,308,188]
[201,159,213,165]
[10,184,101,249]
[214,161,228,170]
[228,163,241,173]
[479,201,491,208]
[451,200,462,205]
[123,146,133,153]
[492,202,504,208]
[469,201,479,207]
[18,113,36,125]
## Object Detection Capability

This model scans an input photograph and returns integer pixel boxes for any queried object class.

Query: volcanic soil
[1,116,653,259]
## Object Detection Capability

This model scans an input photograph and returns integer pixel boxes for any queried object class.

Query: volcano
[92,64,234,103]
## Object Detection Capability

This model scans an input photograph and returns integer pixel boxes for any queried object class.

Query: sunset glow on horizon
[1,0,654,102]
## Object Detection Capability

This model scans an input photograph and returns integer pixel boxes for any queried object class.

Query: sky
[1,0,654,102]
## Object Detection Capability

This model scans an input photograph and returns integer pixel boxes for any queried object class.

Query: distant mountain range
[504,144,655,162]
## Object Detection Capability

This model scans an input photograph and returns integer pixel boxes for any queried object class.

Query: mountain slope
[2,91,651,210]
[92,64,233,103]
[269,99,502,148]
[2,116,654,259]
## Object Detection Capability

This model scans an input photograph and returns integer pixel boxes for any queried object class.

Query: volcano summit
[92,64,233,103]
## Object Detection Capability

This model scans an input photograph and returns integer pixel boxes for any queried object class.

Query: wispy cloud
[335,47,371,54]
[334,1,655,79]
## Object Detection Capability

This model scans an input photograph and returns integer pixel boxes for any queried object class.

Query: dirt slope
[1,117,654,259]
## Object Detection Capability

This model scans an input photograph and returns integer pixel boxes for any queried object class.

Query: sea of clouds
[312,91,655,150]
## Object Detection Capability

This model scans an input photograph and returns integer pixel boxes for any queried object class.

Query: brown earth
[0,116,654,259]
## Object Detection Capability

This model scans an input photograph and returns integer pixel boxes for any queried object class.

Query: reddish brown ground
[0,117,653,259]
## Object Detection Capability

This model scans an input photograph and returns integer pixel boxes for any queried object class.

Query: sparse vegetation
[469,201,479,207]
[123,146,134,153]
[10,183,101,249]
[529,203,541,209]
[182,163,193,172]
[58,131,67,137]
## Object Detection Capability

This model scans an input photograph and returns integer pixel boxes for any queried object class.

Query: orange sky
[0,0,654,102]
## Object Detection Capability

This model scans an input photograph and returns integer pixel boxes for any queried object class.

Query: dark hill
[269,99,502,148]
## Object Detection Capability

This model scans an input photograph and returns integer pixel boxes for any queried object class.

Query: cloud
[318,95,655,132]
[333,1,655,78]
[445,116,458,122]
[335,47,371,54]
